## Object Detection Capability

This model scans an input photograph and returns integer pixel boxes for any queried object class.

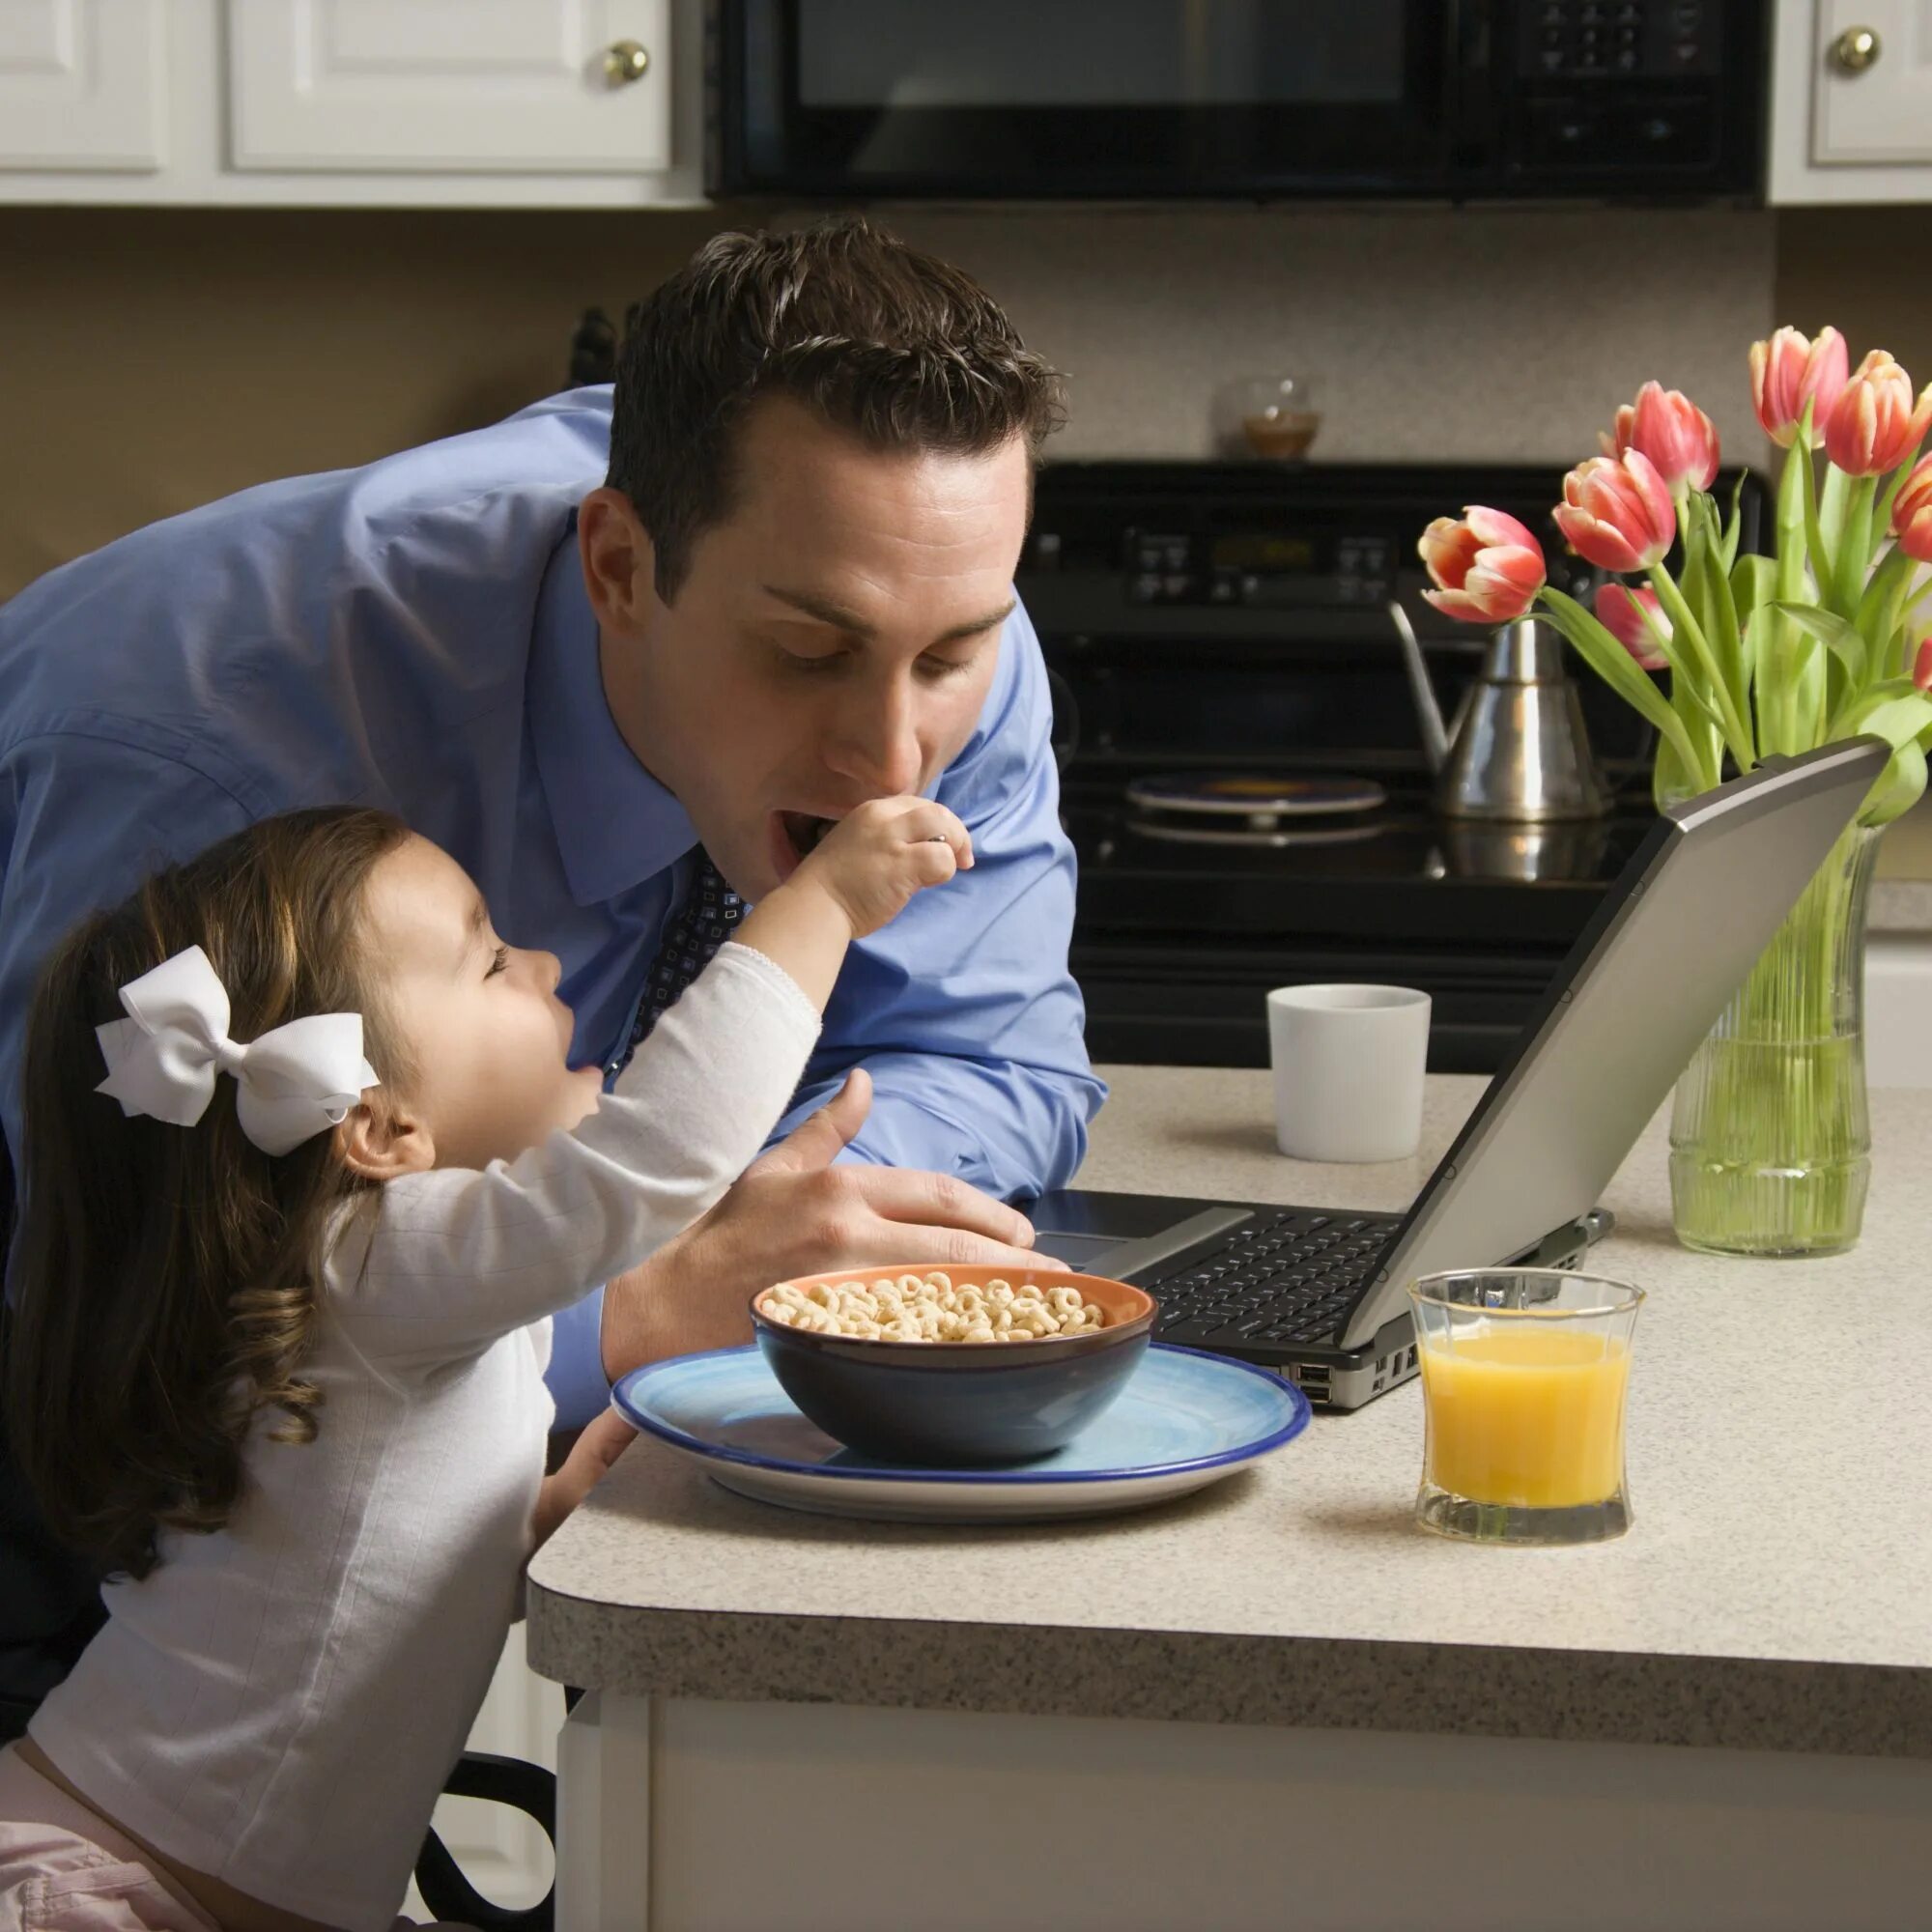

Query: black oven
[708,1,1766,203]
[1024,461,1766,1073]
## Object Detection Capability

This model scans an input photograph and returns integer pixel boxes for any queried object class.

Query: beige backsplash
[878,205,1777,466]
[1,202,1778,598]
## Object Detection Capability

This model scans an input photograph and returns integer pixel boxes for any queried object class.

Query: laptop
[1025,737,1891,1411]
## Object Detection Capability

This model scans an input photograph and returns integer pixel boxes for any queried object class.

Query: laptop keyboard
[1138,1209,1396,1350]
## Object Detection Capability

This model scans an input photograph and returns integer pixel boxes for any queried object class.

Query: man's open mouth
[770,810,838,884]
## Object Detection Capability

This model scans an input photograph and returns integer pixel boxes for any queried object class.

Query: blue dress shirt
[0,387,1105,1428]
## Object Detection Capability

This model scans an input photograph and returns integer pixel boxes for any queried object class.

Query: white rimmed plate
[611,1343,1311,1523]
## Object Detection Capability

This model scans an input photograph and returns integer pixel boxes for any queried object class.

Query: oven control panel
[1119,529,1396,609]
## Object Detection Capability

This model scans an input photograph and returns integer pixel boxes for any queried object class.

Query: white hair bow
[95,945,380,1157]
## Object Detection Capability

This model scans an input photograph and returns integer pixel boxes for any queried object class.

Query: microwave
[707,1,1767,204]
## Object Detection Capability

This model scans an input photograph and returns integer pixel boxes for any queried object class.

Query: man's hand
[598,1068,1053,1381]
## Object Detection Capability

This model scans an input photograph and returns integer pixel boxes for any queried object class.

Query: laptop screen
[1340,738,1890,1348]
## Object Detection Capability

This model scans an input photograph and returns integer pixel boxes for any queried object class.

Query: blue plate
[613,1344,1311,1522]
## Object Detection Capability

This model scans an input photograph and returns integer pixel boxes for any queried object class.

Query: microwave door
[716,0,1461,200]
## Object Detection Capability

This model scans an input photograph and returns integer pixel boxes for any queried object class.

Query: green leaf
[1818,455,1851,564]
[1794,434,1830,595]
[1861,740,1928,828]
[1537,586,1704,776]
[1769,599,1866,680]
[1835,474,1880,618]
[1647,564,1755,768]
[1834,679,1932,751]
[1731,553,1776,626]
[1719,472,1747,573]
[1694,494,1745,708]
[1794,637,1829,747]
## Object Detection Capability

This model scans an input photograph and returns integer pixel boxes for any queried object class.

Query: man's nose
[826,681,923,796]
[539,949,564,993]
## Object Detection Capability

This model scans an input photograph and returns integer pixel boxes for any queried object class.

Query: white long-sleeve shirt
[30,942,819,1928]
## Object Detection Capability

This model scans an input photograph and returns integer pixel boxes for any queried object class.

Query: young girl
[0,791,976,1931]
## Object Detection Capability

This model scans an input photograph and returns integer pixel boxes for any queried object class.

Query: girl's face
[354,835,604,1172]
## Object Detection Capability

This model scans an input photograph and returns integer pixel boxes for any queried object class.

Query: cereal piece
[758,1273,1113,1343]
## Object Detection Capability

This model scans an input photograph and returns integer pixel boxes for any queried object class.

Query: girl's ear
[334,1094,435,1182]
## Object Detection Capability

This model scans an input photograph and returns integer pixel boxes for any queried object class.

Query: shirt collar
[527,520,697,906]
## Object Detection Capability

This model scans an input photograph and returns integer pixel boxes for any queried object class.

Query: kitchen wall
[16,200,1932,604]
[1774,205,1932,390]
[1,200,1785,599]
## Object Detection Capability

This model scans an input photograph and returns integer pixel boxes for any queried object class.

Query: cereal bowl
[751,1265,1157,1466]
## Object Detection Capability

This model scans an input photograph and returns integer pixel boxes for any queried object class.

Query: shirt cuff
[543,1283,614,1431]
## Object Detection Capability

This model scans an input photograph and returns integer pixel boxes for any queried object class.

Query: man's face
[587,397,1031,901]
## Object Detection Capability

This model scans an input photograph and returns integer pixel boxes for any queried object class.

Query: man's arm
[764,602,1107,1200]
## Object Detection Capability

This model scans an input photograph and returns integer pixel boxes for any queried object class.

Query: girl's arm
[330,942,819,1371]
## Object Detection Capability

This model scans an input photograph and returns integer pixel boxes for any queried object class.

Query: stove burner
[1126,816,1389,851]
[1124,773,1387,829]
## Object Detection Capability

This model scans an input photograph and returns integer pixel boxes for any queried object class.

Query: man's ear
[578,486,657,635]
[334,1095,436,1183]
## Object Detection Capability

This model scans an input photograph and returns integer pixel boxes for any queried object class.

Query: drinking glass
[1407,1268,1643,1547]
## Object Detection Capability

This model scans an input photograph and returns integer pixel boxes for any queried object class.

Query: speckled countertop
[526,1069,1932,1759]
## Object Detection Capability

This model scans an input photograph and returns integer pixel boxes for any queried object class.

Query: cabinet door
[0,0,165,170]
[1813,2,1932,165]
[227,0,671,173]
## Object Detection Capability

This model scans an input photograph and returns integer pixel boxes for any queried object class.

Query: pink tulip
[1891,454,1932,564]
[1553,450,1677,574]
[1418,506,1547,623]
[1594,583,1670,670]
[1824,350,1932,477]
[1597,403,1634,461]
[1916,637,1932,693]
[1749,326,1849,448]
[1618,382,1719,492]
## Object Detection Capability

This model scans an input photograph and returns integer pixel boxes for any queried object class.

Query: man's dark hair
[606,215,1065,601]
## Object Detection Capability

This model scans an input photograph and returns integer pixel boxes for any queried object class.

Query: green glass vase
[1668,822,1882,1258]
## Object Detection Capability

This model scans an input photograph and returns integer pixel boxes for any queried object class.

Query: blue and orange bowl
[751,1265,1157,1467]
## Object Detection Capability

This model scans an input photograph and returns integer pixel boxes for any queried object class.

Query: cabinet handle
[603,39,651,85]
[1830,26,1882,73]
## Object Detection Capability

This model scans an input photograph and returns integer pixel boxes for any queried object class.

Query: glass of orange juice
[1407,1268,1643,1547]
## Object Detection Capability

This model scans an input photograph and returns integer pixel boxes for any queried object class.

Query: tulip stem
[1647,564,1754,770]
[1833,475,1879,618]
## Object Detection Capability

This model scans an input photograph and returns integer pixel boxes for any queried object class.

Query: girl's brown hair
[5,807,412,1581]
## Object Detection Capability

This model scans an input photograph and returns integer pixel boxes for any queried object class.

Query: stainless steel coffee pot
[1391,602,1608,823]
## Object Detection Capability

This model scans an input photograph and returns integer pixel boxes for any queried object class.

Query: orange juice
[1419,1325,1630,1509]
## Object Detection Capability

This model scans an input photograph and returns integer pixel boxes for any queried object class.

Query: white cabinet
[1771,1,1932,203]
[228,0,670,174]
[1867,931,1932,1086]
[0,0,706,205]
[0,0,167,170]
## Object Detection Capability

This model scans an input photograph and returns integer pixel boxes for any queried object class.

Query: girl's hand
[790,796,973,939]
[531,1406,639,1551]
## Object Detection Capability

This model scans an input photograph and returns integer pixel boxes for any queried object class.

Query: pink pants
[0,1744,471,1932]
[0,1745,215,1932]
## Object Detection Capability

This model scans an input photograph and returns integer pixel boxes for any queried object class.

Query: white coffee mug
[1266,983,1432,1163]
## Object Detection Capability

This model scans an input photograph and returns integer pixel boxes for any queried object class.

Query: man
[0,216,1104,1716]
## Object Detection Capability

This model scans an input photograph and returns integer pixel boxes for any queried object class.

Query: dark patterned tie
[610,849,746,1076]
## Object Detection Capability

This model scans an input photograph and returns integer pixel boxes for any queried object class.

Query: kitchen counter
[528,1068,1932,1930]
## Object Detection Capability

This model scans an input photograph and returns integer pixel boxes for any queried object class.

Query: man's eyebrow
[760,583,1015,647]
